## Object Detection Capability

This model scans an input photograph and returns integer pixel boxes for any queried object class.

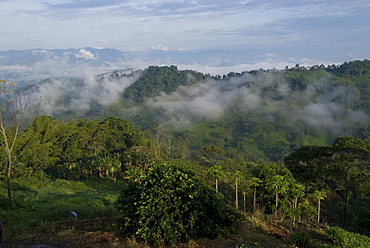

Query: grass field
[0,177,122,230]
[0,177,290,247]
[1,177,368,248]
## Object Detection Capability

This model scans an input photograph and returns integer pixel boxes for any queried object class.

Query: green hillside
[1,60,370,247]
[93,61,370,161]
[26,61,370,162]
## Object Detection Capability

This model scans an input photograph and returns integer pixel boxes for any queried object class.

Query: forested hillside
[99,61,370,161]
[1,59,370,247]
[17,60,370,162]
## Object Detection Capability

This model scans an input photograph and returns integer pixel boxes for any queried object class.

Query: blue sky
[1,0,369,68]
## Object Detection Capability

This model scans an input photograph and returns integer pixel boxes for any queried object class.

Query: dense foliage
[285,137,370,225]
[115,163,243,245]
[327,59,370,76]
[96,61,369,161]
[326,226,370,247]
[24,60,370,162]
[1,59,370,246]
[0,116,144,180]
[122,65,212,102]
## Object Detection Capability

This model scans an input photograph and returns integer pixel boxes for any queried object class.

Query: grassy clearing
[0,177,123,232]
[1,177,369,248]
[0,178,293,247]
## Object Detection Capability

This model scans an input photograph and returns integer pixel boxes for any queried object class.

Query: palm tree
[313,190,326,223]
[266,175,289,217]
[207,165,225,193]
[289,183,305,224]
[233,170,243,210]
[248,177,262,211]
[240,179,251,213]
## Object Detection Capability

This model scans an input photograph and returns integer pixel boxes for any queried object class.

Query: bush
[353,206,370,233]
[0,195,34,211]
[115,163,244,246]
[297,203,316,223]
[290,230,312,248]
[326,226,370,248]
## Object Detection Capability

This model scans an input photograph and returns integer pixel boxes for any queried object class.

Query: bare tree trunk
[243,192,247,212]
[317,198,321,223]
[215,178,218,193]
[0,82,30,200]
[275,193,279,218]
[1,123,17,200]
[343,190,349,224]
[235,183,239,210]
[6,163,12,199]
[253,187,257,210]
[0,220,3,244]
[293,197,298,224]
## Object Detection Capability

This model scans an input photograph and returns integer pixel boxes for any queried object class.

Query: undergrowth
[2,178,370,247]
[326,226,370,248]
[0,178,122,231]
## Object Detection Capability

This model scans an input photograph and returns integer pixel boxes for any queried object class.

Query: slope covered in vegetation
[1,60,370,247]
[96,61,370,161]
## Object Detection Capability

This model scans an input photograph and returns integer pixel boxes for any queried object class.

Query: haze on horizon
[1,0,369,71]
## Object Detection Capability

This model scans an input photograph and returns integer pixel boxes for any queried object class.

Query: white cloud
[75,49,97,60]
[151,45,170,51]
[150,44,186,51]
[137,68,367,136]
[32,68,142,116]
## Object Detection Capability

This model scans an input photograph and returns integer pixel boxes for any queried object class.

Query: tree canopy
[115,163,244,246]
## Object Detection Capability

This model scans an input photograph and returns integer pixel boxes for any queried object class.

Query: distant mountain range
[0,47,258,66]
[0,47,130,85]
[0,47,131,67]
[0,47,263,86]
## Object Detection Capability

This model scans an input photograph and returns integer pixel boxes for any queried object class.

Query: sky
[0,0,368,136]
[1,0,370,69]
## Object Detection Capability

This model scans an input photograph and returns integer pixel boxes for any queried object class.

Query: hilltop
[23,60,370,162]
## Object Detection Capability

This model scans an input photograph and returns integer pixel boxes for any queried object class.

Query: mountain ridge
[18,60,370,161]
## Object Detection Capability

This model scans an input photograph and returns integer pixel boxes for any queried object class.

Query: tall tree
[329,137,369,224]
[207,165,225,193]
[0,80,30,199]
[288,183,305,224]
[284,145,331,197]
[248,177,262,211]
[313,190,326,223]
[233,170,243,210]
[240,178,252,213]
[202,145,226,166]
[265,174,289,217]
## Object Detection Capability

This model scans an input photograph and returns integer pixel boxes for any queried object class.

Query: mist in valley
[0,50,367,141]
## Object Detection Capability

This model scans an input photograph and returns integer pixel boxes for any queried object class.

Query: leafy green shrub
[0,195,16,210]
[327,226,350,246]
[297,203,316,223]
[0,195,35,211]
[353,206,370,233]
[326,226,370,248]
[290,230,312,248]
[115,163,244,246]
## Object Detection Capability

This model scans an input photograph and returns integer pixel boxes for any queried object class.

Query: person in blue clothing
[70,211,77,220]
